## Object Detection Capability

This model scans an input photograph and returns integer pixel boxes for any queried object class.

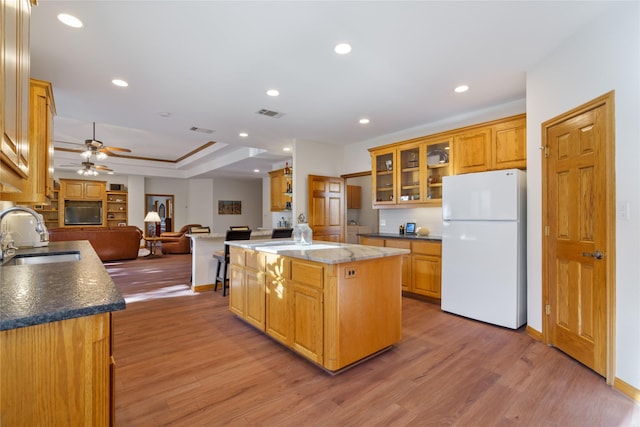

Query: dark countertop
[358,233,442,242]
[0,240,126,331]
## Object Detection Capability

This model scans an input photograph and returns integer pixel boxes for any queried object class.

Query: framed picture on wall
[218,200,242,215]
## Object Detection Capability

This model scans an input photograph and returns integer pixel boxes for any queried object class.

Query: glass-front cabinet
[398,144,424,204]
[424,138,452,203]
[372,148,396,205]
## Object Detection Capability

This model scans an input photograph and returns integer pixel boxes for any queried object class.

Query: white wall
[345,175,378,230]
[210,177,262,233]
[527,3,640,389]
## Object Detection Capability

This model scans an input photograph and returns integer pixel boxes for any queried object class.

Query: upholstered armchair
[159,224,202,254]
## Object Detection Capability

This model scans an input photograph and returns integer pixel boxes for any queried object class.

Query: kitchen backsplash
[378,207,443,236]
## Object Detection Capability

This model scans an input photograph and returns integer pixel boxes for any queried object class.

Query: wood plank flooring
[108,254,639,426]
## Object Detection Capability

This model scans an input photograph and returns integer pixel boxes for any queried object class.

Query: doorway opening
[145,194,175,237]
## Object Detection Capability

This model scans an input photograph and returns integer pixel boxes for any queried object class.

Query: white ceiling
[30,1,612,179]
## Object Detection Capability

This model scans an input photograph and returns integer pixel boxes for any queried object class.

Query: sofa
[48,226,143,262]
[158,224,202,254]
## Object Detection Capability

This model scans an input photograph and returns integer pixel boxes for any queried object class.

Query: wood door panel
[292,284,323,364]
[308,175,345,242]
[545,98,610,377]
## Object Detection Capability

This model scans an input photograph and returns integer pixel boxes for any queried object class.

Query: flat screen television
[64,206,102,225]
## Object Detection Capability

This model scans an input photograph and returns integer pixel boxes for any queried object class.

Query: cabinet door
[265,275,292,345]
[85,182,105,199]
[346,185,362,209]
[412,254,442,299]
[63,181,85,199]
[398,144,424,203]
[371,148,396,206]
[244,269,265,331]
[291,283,323,364]
[492,117,526,170]
[228,264,245,317]
[424,138,452,203]
[385,239,412,291]
[453,128,491,174]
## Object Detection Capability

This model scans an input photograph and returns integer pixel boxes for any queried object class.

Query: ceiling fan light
[97,152,108,160]
[77,169,83,175]
[81,150,92,158]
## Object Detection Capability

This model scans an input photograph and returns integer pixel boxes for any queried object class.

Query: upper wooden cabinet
[370,114,526,208]
[3,79,56,204]
[492,116,527,170]
[61,179,105,200]
[269,168,292,212]
[346,185,362,209]
[454,115,527,174]
[1,0,32,194]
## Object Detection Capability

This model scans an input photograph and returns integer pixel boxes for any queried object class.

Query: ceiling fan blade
[102,146,132,153]
[59,163,83,168]
[94,165,113,171]
[55,140,84,146]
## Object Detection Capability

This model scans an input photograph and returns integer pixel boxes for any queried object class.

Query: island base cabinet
[230,246,403,372]
[0,313,113,426]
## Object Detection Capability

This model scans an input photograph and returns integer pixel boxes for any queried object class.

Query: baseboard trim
[614,377,640,403]
[193,283,214,292]
[526,325,543,341]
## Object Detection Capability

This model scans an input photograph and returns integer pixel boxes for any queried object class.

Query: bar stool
[214,229,251,296]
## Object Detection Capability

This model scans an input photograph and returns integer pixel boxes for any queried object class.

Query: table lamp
[144,211,161,237]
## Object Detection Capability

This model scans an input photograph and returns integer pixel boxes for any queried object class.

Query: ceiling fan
[58,160,113,176]
[56,122,132,160]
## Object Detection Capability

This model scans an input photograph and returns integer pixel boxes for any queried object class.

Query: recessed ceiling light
[112,79,128,87]
[334,43,352,55]
[266,89,280,97]
[239,132,248,138]
[454,85,469,93]
[359,118,370,124]
[283,147,291,152]
[57,13,83,28]
[158,112,171,118]
[253,169,260,173]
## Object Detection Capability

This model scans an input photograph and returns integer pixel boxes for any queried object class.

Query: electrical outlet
[380,219,386,226]
[344,268,357,279]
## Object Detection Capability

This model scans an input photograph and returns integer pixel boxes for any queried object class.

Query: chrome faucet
[0,206,49,261]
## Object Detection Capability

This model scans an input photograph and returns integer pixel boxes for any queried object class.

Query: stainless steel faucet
[0,206,49,261]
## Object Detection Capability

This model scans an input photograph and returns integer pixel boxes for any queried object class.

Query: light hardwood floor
[108,254,639,426]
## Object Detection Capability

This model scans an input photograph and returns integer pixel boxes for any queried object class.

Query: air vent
[189,126,215,134]
[256,109,285,118]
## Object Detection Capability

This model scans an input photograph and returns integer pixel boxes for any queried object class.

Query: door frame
[541,91,616,384]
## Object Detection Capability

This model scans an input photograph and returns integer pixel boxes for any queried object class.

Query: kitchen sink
[3,251,81,266]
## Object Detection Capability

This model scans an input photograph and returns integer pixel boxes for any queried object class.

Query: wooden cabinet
[369,114,526,207]
[2,79,56,203]
[372,147,396,205]
[411,241,442,299]
[454,115,526,174]
[359,236,442,300]
[0,0,31,194]
[34,188,60,229]
[424,138,453,203]
[106,190,128,227]
[229,246,403,372]
[385,239,412,291]
[346,185,362,209]
[492,116,527,170]
[269,168,292,212]
[62,179,105,200]
[0,313,115,426]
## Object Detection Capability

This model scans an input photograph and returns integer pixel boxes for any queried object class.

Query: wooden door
[308,175,345,242]
[291,283,323,364]
[543,93,614,377]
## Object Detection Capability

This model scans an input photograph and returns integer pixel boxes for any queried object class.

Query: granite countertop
[358,233,442,242]
[0,241,126,331]
[226,239,409,264]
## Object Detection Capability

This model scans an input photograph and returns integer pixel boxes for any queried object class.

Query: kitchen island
[226,240,409,373]
[0,240,125,426]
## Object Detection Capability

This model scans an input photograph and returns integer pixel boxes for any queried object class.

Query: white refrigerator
[441,169,527,329]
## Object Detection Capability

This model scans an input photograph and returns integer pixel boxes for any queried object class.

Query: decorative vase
[293,223,312,245]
